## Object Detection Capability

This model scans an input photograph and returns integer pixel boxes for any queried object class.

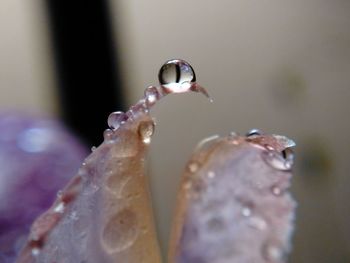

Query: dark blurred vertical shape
[45,0,124,146]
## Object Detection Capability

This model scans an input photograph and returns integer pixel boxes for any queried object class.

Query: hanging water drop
[138,120,155,144]
[107,111,128,130]
[158,59,212,101]
[158,59,196,93]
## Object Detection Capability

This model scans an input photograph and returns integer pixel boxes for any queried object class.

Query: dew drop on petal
[53,202,65,214]
[158,59,196,93]
[261,150,292,171]
[107,111,128,130]
[188,162,199,173]
[138,120,155,144]
[246,129,263,137]
[271,186,282,196]
[102,209,139,253]
[262,243,283,261]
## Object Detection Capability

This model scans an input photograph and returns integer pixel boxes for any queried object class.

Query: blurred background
[1,0,349,262]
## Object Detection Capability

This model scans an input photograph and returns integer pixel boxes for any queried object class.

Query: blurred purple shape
[0,113,88,262]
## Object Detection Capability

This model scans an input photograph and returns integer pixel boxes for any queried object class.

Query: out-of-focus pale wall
[110,0,350,262]
[0,0,56,115]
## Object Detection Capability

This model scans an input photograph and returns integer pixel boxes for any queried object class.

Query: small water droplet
[242,207,252,217]
[103,129,114,141]
[107,111,128,130]
[271,186,282,196]
[262,150,292,171]
[158,59,196,93]
[262,243,283,261]
[188,162,199,173]
[31,248,40,256]
[91,146,96,152]
[138,120,155,144]
[102,209,139,253]
[144,86,161,107]
[248,216,267,230]
[272,134,296,148]
[246,129,263,137]
[207,171,216,179]
[54,202,65,213]
[282,147,294,168]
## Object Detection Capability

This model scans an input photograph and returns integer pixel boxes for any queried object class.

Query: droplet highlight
[188,162,199,173]
[138,120,155,144]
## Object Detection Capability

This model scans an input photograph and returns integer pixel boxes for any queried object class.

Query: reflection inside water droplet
[158,59,196,92]
[144,86,161,107]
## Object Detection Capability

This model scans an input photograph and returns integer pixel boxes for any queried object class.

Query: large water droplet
[138,120,155,144]
[144,86,161,108]
[158,59,196,93]
[107,111,128,130]
[262,150,293,171]
[102,209,139,253]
